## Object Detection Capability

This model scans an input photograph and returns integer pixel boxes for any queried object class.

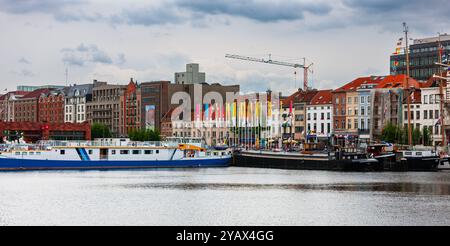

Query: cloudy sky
[0,0,449,95]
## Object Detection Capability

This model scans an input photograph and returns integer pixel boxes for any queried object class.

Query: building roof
[0,91,27,100]
[21,88,52,99]
[282,89,319,106]
[309,90,333,105]
[335,76,384,92]
[375,74,426,89]
[64,84,93,98]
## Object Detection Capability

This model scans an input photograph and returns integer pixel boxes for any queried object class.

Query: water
[0,167,449,226]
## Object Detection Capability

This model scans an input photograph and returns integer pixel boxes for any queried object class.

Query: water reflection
[118,182,450,195]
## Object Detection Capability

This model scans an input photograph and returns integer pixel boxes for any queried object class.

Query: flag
[435,114,443,126]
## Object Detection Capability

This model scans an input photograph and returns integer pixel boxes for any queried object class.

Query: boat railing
[35,140,176,148]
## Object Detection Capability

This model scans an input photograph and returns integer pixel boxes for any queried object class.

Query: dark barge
[233,147,382,172]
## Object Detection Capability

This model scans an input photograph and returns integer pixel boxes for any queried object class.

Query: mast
[404,22,412,146]
[438,33,446,147]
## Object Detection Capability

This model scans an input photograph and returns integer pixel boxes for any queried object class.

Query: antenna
[65,66,68,87]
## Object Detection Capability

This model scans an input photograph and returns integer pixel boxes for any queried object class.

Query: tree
[128,128,161,141]
[422,127,431,146]
[412,127,422,145]
[381,122,398,143]
[91,123,112,139]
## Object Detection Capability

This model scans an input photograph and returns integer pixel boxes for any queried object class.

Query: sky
[0,0,449,96]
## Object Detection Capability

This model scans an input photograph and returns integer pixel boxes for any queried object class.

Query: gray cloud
[117,53,126,65]
[18,57,31,64]
[0,0,80,14]
[20,69,35,77]
[177,0,331,23]
[61,43,112,66]
[340,0,450,33]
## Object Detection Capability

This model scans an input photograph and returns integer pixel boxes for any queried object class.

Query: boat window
[133,150,141,155]
[36,152,41,155]
[416,152,422,156]
[213,152,218,156]
[144,150,153,155]
[111,150,116,155]
[156,150,159,154]
[22,152,27,155]
[405,151,412,156]
[60,150,65,155]
[15,152,21,156]
[120,150,129,155]
[29,152,34,155]
[88,150,93,155]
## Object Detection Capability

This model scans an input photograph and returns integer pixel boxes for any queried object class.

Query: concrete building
[86,80,126,137]
[64,84,93,124]
[175,63,206,84]
[306,90,333,141]
[119,79,141,136]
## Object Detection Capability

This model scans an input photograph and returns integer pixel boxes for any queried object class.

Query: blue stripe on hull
[0,157,231,171]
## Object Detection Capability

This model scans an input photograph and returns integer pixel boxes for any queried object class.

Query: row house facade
[306,90,333,140]
[38,90,65,124]
[119,79,142,136]
[282,89,319,141]
[64,84,93,123]
[0,91,27,122]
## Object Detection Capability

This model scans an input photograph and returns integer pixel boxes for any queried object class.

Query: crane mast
[225,54,313,91]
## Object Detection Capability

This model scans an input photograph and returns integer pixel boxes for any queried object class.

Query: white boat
[0,138,231,171]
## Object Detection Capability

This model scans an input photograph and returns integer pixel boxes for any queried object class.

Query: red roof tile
[21,88,52,99]
[375,74,425,89]
[309,90,333,105]
[0,91,28,100]
[335,76,384,92]
[282,89,319,106]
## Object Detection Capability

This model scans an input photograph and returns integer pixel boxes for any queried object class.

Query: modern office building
[390,33,450,81]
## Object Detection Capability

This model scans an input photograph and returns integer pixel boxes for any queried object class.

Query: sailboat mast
[404,22,412,146]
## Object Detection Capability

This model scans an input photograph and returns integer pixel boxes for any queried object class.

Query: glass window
[111,150,116,155]
[60,150,65,155]
[156,150,159,154]
[120,150,129,155]
[88,150,93,155]
[132,150,141,155]
[145,150,153,154]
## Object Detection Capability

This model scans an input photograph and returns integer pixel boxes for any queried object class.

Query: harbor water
[0,167,450,226]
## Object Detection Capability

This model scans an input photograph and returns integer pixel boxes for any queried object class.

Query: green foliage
[91,123,112,139]
[422,127,431,146]
[381,122,422,145]
[128,128,161,141]
[381,122,398,143]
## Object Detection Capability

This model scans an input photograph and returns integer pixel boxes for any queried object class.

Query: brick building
[0,91,27,122]
[14,88,51,122]
[38,89,65,124]
[119,79,141,136]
